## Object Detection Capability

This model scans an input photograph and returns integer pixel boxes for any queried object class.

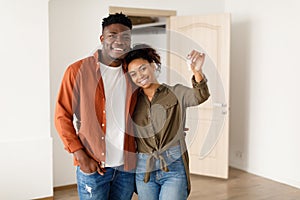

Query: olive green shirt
[132,75,210,195]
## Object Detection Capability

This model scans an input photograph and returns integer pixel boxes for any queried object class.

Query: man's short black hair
[102,13,132,31]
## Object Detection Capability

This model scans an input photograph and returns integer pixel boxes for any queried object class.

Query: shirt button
[101,137,104,140]
[102,123,105,127]
[101,153,104,156]
[103,110,105,113]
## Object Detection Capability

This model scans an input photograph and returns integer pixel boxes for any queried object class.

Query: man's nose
[114,35,123,44]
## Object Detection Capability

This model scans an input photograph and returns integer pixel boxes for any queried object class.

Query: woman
[124,44,210,200]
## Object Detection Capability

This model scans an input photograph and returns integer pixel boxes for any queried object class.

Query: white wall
[49,0,224,187]
[226,0,300,189]
[0,0,53,199]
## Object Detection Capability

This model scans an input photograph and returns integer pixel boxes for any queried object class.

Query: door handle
[213,103,228,115]
[213,103,227,107]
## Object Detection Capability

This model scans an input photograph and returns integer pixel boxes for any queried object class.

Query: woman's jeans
[76,165,135,200]
[136,145,188,200]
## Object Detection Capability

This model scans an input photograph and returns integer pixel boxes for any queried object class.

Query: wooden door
[167,14,230,178]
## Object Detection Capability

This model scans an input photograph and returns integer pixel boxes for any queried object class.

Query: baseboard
[229,165,300,190]
[34,197,53,200]
[54,184,77,191]
[35,185,77,200]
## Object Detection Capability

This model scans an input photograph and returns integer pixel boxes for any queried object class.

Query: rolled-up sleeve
[191,75,210,104]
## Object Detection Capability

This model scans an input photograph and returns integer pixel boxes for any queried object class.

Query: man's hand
[74,149,106,175]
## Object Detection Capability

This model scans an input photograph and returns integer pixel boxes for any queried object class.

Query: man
[54,13,137,200]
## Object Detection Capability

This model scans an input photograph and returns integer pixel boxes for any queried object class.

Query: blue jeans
[136,145,188,200]
[76,165,135,200]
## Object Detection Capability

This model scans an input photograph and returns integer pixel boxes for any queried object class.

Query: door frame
[109,6,176,17]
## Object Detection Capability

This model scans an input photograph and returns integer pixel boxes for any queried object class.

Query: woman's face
[127,58,158,88]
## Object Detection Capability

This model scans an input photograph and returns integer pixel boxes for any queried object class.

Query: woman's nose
[137,71,144,80]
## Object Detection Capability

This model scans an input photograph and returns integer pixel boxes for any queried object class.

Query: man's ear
[100,35,104,43]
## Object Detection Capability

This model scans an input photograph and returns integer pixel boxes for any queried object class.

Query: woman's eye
[130,73,136,78]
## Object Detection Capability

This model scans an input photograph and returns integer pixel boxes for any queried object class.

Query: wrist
[194,71,204,82]
[73,149,87,161]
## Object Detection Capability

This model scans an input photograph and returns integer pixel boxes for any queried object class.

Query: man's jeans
[76,165,135,200]
[135,145,188,200]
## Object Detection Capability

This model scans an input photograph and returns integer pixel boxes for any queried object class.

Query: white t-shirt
[100,62,126,167]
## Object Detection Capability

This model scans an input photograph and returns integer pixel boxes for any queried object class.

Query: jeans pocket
[78,168,98,176]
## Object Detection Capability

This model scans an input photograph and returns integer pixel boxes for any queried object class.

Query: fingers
[97,164,106,176]
[187,50,205,72]
[79,161,106,176]
[97,167,104,175]
[187,50,205,63]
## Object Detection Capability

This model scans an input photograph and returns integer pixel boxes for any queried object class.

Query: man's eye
[123,36,131,41]
[108,34,116,38]
[140,66,147,71]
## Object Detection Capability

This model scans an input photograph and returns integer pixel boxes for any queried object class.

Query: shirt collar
[138,84,167,96]
[93,50,101,79]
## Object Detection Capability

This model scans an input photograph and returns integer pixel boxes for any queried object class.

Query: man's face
[100,23,131,67]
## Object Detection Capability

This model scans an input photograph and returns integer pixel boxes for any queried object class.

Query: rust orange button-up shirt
[54,50,137,171]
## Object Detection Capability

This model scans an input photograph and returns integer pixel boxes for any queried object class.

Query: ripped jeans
[76,165,135,200]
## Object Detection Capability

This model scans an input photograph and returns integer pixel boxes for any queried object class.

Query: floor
[54,168,300,200]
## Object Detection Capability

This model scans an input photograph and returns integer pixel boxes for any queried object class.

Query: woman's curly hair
[124,43,161,72]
